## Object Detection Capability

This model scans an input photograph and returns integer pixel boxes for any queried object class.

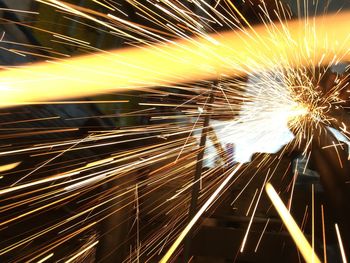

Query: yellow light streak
[335,223,348,263]
[265,183,321,263]
[0,162,21,173]
[65,240,99,263]
[160,163,243,263]
[0,171,79,196]
[36,253,54,263]
[0,12,349,107]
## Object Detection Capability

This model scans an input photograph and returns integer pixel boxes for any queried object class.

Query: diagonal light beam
[266,183,321,263]
[0,12,349,107]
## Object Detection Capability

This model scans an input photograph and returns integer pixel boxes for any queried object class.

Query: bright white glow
[211,71,302,163]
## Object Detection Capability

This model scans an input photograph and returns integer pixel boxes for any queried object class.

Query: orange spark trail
[160,163,243,262]
[0,12,349,107]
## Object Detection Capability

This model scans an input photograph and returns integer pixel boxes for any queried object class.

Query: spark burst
[0,0,349,262]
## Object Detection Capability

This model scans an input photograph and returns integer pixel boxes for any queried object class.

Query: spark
[0,161,21,172]
[65,240,99,263]
[254,218,270,253]
[160,163,243,263]
[0,8,39,15]
[335,223,348,263]
[245,188,258,216]
[265,183,321,263]
[0,0,348,262]
[0,12,347,106]
[36,253,54,263]
[240,170,269,252]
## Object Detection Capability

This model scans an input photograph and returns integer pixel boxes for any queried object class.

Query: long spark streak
[0,12,349,106]
[265,183,321,263]
[335,223,348,263]
[65,240,99,263]
[0,0,349,262]
[36,253,54,263]
[0,162,21,172]
[254,218,270,253]
[160,163,243,263]
[240,170,269,252]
